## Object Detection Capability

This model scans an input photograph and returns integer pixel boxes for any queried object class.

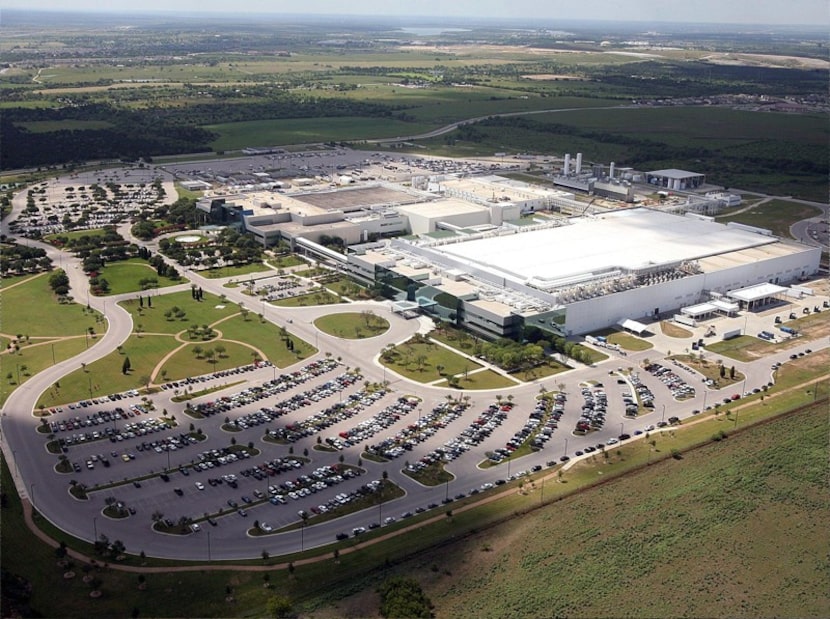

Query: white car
[195,482,205,490]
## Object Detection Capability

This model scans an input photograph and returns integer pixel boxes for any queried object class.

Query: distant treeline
[2,96,401,170]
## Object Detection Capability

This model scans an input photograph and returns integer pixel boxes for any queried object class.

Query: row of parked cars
[646,362,696,400]
[366,402,469,460]
[412,402,510,472]
[275,388,388,442]
[230,373,360,431]
[574,386,607,434]
[56,415,174,452]
[330,397,419,448]
[160,361,272,393]
[190,358,340,417]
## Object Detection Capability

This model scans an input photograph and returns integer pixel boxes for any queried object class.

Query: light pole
[30,483,36,511]
[51,343,56,365]
[563,438,568,459]
[620,422,624,437]
[661,404,666,424]
[207,530,211,561]
[93,516,98,542]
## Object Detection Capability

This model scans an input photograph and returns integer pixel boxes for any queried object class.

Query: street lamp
[661,404,666,423]
[563,438,568,459]
[620,422,624,437]
[93,517,98,543]
[207,530,211,562]
[30,483,36,510]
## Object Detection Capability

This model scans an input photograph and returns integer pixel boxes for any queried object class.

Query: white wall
[562,245,821,334]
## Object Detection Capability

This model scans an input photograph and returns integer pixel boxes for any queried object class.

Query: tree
[122,357,131,375]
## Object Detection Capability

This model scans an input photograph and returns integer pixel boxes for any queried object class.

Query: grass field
[2,337,88,407]
[158,340,260,381]
[269,290,344,307]
[381,338,484,383]
[198,263,274,279]
[119,291,240,335]
[35,335,182,405]
[716,199,823,238]
[703,326,817,361]
[313,312,390,339]
[435,369,519,390]
[0,273,103,337]
[215,314,315,366]
[94,259,181,295]
[606,331,653,351]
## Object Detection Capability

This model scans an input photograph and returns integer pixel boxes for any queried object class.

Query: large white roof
[431,208,776,285]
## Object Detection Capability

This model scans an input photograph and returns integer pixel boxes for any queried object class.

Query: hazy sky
[1,0,828,26]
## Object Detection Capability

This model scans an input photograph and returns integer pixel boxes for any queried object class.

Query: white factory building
[347,208,821,338]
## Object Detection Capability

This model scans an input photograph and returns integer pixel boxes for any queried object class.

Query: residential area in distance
[1,6,828,619]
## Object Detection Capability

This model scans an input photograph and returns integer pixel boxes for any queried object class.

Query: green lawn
[36,335,181,405]
[0,272,103,337]
[158,341,259,381]
[606,331,653,351]
[266,254,308,269]
[716,199,823,238]
[212,314,315,366]
[268,290,344,307]
[381,338,484,383]
[435,369,519,390]
[119,291,240,335]
[198,263,274,279]
[2,338,88,407]
[313,312,389,340]
[43,228,110,244]
[94,259,181,295]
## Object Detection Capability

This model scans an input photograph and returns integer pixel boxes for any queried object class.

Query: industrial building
[646,169,706,190]
[346,208,820,338]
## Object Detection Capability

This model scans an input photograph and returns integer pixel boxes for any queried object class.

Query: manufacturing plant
[346,208,821,339]
[187,165,817,339]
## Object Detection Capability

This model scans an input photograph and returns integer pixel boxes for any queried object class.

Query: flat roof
[728,282,788,302]
[647,169,705,179]
[292,185,420,212]
[682,302,718,315]
[397,198,488,219]
[430,209,776,286]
